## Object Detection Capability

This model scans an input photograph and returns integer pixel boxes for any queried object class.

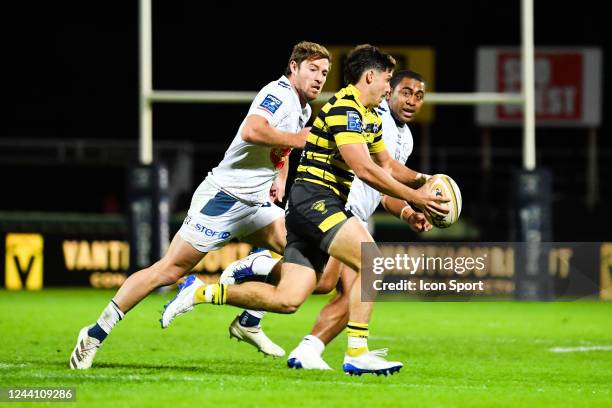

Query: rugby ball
[424,174,462,228]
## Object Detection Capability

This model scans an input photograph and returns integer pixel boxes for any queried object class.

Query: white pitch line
[549,346,612,353]
[0,363,30,369]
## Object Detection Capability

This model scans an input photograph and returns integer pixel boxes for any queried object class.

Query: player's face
[294,58,330,102]
[370,69,393,107]
[388,77,426,123]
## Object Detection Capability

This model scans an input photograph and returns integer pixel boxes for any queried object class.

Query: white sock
[251,255,280,276]
[96,300,125,334]
[348,336,368,349]
[300,335,325,355]
[245,310,265,319]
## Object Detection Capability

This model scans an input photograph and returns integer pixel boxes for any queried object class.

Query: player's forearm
[355,163,418,204]
[242,125,301,148]
[276,159,289,185]
[389,161,426,188]
[381,195,414,220]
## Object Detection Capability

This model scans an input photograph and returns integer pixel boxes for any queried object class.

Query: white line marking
[549,345,612,353]
[0,363,30,369]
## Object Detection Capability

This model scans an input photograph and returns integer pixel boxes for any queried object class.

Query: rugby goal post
[137,0,550,300]
[138,0,535,170]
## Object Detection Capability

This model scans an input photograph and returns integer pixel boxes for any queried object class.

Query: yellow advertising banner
[5,233,44,290]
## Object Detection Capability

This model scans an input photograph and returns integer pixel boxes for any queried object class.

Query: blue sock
[239,311,261,327]
[88,323,108,342]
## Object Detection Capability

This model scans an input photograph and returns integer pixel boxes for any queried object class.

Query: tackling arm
[241,115,309,148]
[270,157,290,203]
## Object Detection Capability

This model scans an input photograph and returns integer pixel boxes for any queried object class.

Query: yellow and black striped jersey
[295,84,386,200]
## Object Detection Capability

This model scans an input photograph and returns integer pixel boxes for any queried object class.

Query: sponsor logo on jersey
[346,111,362,132]
[311,200,328,214]
[258,94,283,115]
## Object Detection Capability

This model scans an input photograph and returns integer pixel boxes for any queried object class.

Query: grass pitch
[1,289,611,407]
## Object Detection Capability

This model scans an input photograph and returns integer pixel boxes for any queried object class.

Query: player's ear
[365,70,374,84]
[289,60,298,75]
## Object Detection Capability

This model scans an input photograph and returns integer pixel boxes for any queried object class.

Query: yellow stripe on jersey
[295,177,346,199]
[295,165,352,197]
[295,84,384,201]
[336,132,367,146]
[326,115,355,128]
[306,132,336,149]
[303,151,352,172]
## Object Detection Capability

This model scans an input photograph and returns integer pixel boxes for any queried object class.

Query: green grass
[1,290,611,407]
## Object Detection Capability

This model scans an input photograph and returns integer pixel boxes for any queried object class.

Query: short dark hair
[285,41,332,76]
[344,44,396,85]
[390,70,426,90]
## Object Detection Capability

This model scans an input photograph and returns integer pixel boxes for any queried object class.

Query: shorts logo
[346,111,362,132]
[258,94,283,115]
[311,200,328,214]
[193,223,231,240]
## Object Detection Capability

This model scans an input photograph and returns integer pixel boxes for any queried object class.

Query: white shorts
[178,180,284,252]
[346,203,375,236]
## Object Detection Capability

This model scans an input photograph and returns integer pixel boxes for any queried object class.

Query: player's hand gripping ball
[424,174,462,228]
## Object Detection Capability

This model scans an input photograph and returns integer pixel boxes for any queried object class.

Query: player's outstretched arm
[381,195,432,232]
[242,115,309,148]
[338,143,449,217]
[373,149,430,188]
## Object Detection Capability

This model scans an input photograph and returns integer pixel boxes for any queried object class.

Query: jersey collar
[346,84,367,111]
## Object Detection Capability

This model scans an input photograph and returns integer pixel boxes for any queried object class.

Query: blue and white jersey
[206,76,311,205]
[346,99,414,222]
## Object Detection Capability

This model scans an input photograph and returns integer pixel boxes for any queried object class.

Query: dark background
[2,1,610,241]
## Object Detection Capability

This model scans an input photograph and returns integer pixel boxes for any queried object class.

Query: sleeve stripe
[307,132,336,149]
[368,140,387,154]
[335,132,366,146]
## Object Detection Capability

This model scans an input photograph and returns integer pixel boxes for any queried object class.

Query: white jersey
[206,76,311,205]
[346,99,414,221]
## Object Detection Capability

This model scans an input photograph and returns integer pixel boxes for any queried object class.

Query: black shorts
[284,181,353,272]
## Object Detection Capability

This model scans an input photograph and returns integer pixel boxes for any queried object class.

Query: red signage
[477,48,602,127]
